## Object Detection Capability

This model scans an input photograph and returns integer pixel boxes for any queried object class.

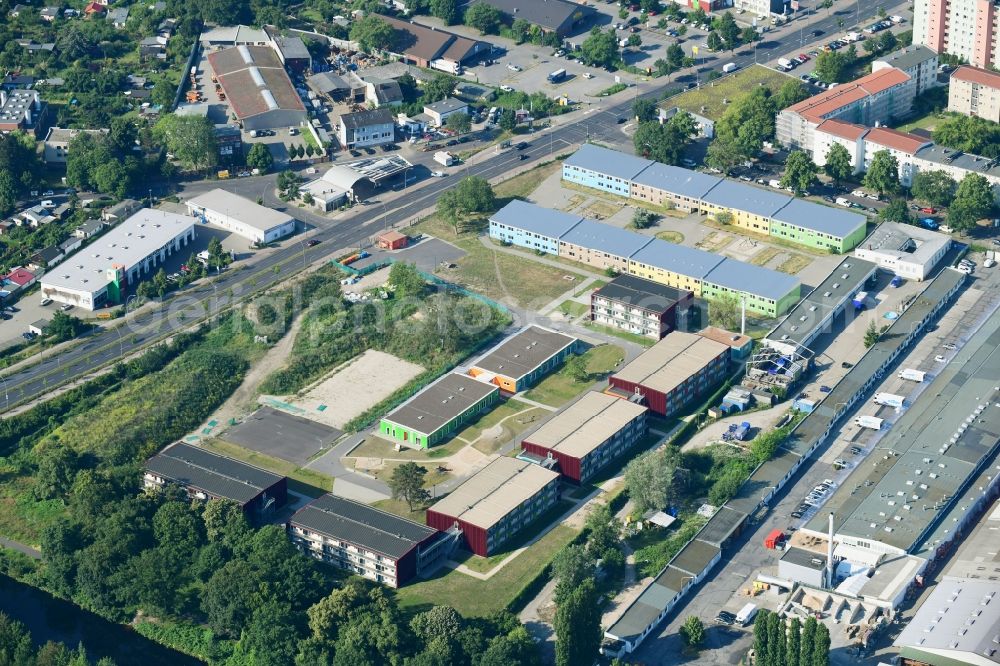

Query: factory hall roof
[207,45,305,121]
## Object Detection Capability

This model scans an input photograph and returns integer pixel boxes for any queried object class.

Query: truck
[898,368,926,382]
[734,421,751,441]
[873,393,905,408]
[843,31,862,42]
[855,415,884,430]
[763,529,784,549]
[433,151,454,166]
[548,68,566,83]
[722,62,738,73]
[777,57,794,69]
[736,603,759,626]
[852,291,868,310]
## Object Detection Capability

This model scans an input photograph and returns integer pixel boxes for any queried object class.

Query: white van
[835,197,851,207]
[723,62,738,73]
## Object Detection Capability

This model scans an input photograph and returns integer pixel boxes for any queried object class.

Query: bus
[547,68,566,83]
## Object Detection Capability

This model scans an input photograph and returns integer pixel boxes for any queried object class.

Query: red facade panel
[609,377,668,415]
[426,509,490,556]
[521,441,582,483]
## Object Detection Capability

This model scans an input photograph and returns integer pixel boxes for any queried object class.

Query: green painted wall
[768,220,867,253]
[701,280,800,318]
[379,390,499,450]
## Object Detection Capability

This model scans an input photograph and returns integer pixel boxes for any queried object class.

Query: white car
[583,72,594,79]
[431,171,446,177]
[499,84,514,92]
[934,355,948,362]
[40,199,55,208]
[984,258,997,268]
[851,189,866,197]
[507,63,521,72]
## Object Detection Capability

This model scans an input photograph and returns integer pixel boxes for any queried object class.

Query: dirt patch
[560,194,587,211]
[778,253,811,275]
[696,231,733,253]
[750,246,782,267]
[581,200,622,220]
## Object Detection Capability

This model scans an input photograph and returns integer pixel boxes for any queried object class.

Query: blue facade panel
[562,164,632,197]
[489,219,560,255]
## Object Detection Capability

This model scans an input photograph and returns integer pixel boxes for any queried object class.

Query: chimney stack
[827,512,835,588]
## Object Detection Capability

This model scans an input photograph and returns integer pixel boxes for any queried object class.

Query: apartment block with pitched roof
[948,65,1000,122]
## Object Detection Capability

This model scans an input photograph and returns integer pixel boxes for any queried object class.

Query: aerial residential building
[812,119,870,171]
[871,45,940,96]
[854,222,952,281]
[861,126,932,187]
[562,143,652,196]
[336,108,395,148]
[521,392,649,483]
[608,331,731,417]
[629,162,721,211]
[426,457,561,556]
[913,0,1000,68]
[0,89,47,135]
[144,443,287,520]
[185,189,295,244]
[379,373,499,449]
[288,493,447,587]
[557,219,652,274]
[42,127,109,164]
[948,65,1000,122]
[590,274,694,340]
[488,199,583,254]
[467,326,578,393]
[702,258,802,316]
[626,239,722,297]
[39,208,195,310]
[776,67,915,150]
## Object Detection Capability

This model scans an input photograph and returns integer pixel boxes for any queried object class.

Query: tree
[705,138,745,175]
[715,87,776,158]
[627,33,642,48]
[153,268,169,297]
[813,50,852,83]
[498,108,517,131]
[246,143,274,173]
[389,462,430,510]
[631,208,656,229]
[878,198,913,225]
[754,609,771,663]
[430,0,460,24]
[948,172,995,230]
[681,616,705,648]
[202,560,259,637]
[510,17,531,43]
[812,622,831,666]
[932,115,1000,158]
[716,211,734,225]
[464,2,502,34]
[787,616,801,666]
[710,292,741,330]
[436,176,495,231]
[47,311,88,342]
[580,27,619,69]
[411,606,463,642]
[741,26,759,44]
[554,578,601,666]
[863,150,899,196]
[153,115,218,172]
[821,0,834,13]
[864,320,880,348]
[781,150,819,194]
[707,31,723,52]
[0,170,15,217]
[634,119,692,166]
[445,112,471,134]
[480,627,541,666]
[563,354,589,382]
[717,12,740,50]
[633,98,657,122]
[423,73,457,102]
[662,43,686,79]
[550,544,596,603]
[584,503,619,557]
[878,30,898,53]
[824,143,854,186]
[389,262,426,297]
[775,80,810,108]
[207,237,230,272]
[623,449,680,515]
[32,445,80,500]
[911,170,957,207]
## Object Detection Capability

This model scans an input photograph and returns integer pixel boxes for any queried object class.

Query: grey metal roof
[470,325,577,382]
[781,546,827,570]
[276,36,310,60]
[704,258,801,302]
[146,443,284,505]
[697,506,749,547]
[558,219,652,259]
[593,274,690,314]
[607,564,689,641]
[631,163,722,200]
[489,200,582,239]
[771,198,867,239]
[670,538,721,576]
[702,180,791,218]
[727,446,802,515]
[289,493,437,559]
[894,579,1000,665]
[424,97,467,114]
[563,143,653,181]
[629,238,723,279]
[913,144,1000,180]
[768,256,877,350]
[383,373,498,437]
[873,44,938,72]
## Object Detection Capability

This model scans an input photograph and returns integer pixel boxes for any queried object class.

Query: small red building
[377,230,409,250]
[426,457,560,556]
[4,267,37,291]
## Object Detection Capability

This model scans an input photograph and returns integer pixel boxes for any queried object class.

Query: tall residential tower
[913,0,999,68]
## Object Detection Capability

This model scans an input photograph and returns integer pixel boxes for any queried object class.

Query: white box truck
[736,603,759,626]
[873,393,905,408]
[434,151,454,166]
[898,368,925,382]
[777,57,794,69]
[723,62,738,73]
[855,415,884,430]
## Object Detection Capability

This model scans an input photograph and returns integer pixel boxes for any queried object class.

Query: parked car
[919,207,936,214]
[934,355,948,362]
[819,385,832,393]
[841,361,853,368]
[507,63,521,71]
[943,342,957,350]
[791,510,803,519]
[499,84,514,92]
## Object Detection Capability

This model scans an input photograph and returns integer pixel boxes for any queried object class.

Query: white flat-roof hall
[39,208,196,310]
[185,189,296,244]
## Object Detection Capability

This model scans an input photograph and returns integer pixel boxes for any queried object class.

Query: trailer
[852,291,868,310]
[434,151,454,166]
[898,368,925,382]
[736,603,759,626]
[855,415,884,430]
[873,393,905,408]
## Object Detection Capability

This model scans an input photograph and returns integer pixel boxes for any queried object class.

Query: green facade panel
[379,391,500,450]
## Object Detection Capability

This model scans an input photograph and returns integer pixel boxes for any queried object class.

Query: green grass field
[666,65,797,121]
[556,300,589,317]
[522,344,625,406]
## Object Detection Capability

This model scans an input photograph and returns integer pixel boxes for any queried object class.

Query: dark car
[819,385,832,393]
[515,141,528,150]
[841,361,853,369]
[715,611,735,624]
[446,139,458,146]
[307,239,321,247]
[617,117,626,124]
[812,29,824,36]
[791,511,803,519]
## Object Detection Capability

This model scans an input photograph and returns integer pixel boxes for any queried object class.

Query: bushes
[633,515,708,578]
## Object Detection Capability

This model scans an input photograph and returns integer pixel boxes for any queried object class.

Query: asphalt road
[0,0,905,415]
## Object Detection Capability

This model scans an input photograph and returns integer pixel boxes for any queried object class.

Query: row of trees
[932,114,1000,159]
[633,110,698,166]
[0,612,114,666]
[753,610,830,666]
[813,45,859,84]
[0,131,42,216]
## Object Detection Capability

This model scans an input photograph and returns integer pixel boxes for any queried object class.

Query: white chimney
[827,512,835,588]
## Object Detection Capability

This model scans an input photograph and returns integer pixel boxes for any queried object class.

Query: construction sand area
[260,349,425,429]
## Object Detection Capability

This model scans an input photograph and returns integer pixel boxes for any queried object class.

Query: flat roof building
[703,258,802,317]
[207,45,307,131]
[39,208,195,310]
[854,221,951,281]
[288,493,446,587]
[521,392,649,483]
[609,331,730,417]
[185,189,296,244]
[462,0,595,36]
[590,274,694,340]
[144,442,286,520]
[426,457,561,556]
[468,325,577,393]
[379,373,500,449]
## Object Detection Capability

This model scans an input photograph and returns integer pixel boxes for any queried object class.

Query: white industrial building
[185,189,296,244]
[39,209,195,310]
[854,222,951,281]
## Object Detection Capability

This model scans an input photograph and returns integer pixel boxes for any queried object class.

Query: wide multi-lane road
[0,0,904,414]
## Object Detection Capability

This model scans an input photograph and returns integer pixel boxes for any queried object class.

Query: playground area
[259,349,426,429]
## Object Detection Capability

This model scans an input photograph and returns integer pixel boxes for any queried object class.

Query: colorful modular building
[521,391,649,483]
[378,373,499,449]
[287,493,450,588]
[561,144,868,253]
[467,325,578,393]
[426,457,560,556]
[490,200,800,317]
[590,274,693,340]
[608,331,731,417]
